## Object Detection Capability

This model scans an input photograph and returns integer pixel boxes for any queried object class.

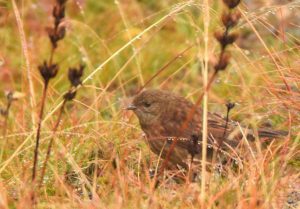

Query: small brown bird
[127,89,287,169]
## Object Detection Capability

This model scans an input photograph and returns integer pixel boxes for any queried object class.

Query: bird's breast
[140,123,167,151]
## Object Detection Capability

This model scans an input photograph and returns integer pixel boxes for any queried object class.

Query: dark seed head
[57,0,68,5]
[226,33,239,44]
[57,26,66,40]
[63,89,77,101]
[38,61,59,82]
[223,0,241,9]
[222,11,241,28]
[215,31,239,49]
[226,102,235,110]
[68,65,84,87]
[214,53,231,72]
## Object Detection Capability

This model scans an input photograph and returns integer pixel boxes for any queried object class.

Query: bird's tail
[258,129,288,138]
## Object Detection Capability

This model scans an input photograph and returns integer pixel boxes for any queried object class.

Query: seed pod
[214,53,231,72]
[68,65,84,87]
[38,61,59,82]
[64,89,77,101]
[222,11,241,28]
[223,0,241,9]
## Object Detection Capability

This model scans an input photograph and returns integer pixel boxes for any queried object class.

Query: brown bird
[127,89,287,169]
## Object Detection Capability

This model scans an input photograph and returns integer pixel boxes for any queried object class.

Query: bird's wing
[161,95,286,158]
[162,102,242,151]
[161,100,207,153]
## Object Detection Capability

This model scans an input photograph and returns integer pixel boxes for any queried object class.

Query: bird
[126,89,287,169]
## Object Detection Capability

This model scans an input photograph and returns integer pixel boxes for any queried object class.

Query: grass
[0,0,299,208]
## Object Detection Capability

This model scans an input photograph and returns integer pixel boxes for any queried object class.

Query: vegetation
[0,0,299,208]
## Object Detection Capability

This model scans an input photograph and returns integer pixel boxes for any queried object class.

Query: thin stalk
[2,101,12,138]
[211,103,232,167]
[201,0,210,202]
[220,106,231,148]
[11,0,36,127]
[48,47,56,67]
[32,6,59,182]
[32,81,49,182]
[0,99,13,163]
[39,99,66,186]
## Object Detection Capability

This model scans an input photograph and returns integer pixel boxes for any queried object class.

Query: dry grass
[0,0,299,208]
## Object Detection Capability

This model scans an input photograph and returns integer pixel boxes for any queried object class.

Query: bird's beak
[126,104,137,110]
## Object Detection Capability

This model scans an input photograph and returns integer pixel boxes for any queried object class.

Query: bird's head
[127,89,167,126]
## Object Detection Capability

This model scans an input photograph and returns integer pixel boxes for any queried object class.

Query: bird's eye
[143,102,151,107]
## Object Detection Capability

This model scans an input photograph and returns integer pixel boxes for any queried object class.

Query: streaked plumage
[128,89,286,168]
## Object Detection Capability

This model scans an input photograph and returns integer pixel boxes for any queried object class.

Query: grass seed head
[226,102,235,111]
[214,53,231,72]
[38,61,59,82]
[68,65,84,87]
[214,31,239,49]
[223,0,241,9]
[222,11,241,28]
[63,90,76,101]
